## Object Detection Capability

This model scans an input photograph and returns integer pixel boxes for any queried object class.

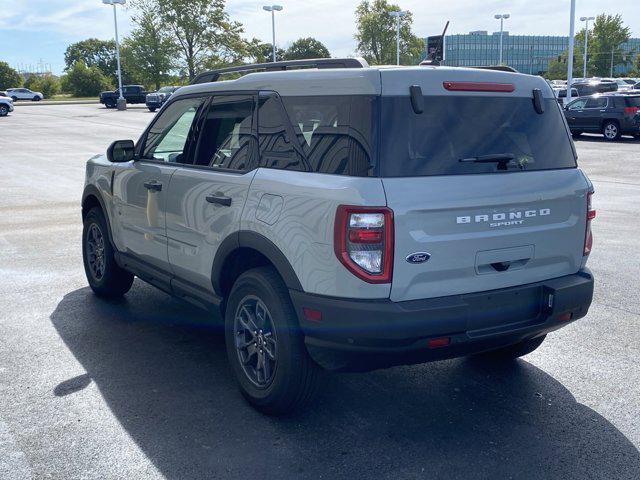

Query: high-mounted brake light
[584,192,595,256]
[334,205,393,283]
[443,81,515,93]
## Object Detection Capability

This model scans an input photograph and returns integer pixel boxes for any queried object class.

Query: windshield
[379,96,576,177]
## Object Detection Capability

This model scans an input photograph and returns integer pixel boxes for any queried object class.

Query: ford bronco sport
[81,58,595,415]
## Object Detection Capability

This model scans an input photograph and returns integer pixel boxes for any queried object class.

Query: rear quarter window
[379,95,577,177]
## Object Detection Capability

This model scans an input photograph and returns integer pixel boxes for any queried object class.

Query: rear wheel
[225,267,322,415]
[602,121,621,141]
[477,335,546,360]
[82,207,134,297]
[32,96,41,101]
[11,96,17,102]
[0,105,8,117]
[105,100,116,109]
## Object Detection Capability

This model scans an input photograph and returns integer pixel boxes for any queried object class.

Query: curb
[13,100,99,106]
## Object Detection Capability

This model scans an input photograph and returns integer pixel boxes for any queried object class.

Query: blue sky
[1,0,638,75]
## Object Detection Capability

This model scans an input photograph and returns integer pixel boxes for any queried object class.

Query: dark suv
[564,93,640,140]
[570,80,618,97]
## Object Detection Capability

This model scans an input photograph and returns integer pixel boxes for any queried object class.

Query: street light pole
[390,11,407,65]
[580,16,594,78]
[262,5,283,62]
[494,14,510,65]
[102,0,126,110]
[567,0,576,103]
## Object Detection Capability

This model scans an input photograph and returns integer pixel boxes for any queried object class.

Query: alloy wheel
[234,295,278,388]
[86,223,106,280]
[604,123,618,139]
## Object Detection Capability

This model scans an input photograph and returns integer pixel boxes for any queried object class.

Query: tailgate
[384,170,589,302]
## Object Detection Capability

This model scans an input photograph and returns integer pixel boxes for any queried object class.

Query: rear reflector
[427,337,451,348]
[443,81,515,92]
[584,192,595,256]
[302,308,322,322]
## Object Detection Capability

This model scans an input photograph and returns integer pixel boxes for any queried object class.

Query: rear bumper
[290,269,594,371]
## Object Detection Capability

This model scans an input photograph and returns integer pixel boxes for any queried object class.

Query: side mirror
[107,140,135,163]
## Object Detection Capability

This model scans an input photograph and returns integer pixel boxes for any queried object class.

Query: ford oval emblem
[406,252,431,264]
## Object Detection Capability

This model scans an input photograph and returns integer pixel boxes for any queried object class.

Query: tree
[64,61,112,97]
[246,40,286,63]
[0,61,22,89]
[145,0,247,80]
[285,38,331,60]
[588,14,631,77]
[127,0,179,89]
[545,46,584,80]
[64,39,117,80]
[355,0,424,65]
[24,74,60,99]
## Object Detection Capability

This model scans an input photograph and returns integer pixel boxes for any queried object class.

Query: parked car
[145,86,179,112]
[570,80,617,97]
[81,58,595,414]
[553,87,579,107]
[6,88,43,101]
[0,94,14,116]
[564,93,640,140]
[99,85,148,108]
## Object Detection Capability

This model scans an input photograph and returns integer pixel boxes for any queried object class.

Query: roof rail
[469,65,519,73]
[190,57,369,85]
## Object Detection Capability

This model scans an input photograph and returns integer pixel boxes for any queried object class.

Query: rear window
[625,96,640,107]
[379,96,576,177]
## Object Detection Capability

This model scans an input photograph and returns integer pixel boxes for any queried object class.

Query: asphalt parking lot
[1,104,639,479]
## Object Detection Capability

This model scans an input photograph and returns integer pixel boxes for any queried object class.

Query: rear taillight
[584,192,596,256]
[334,205,393,283]
[624,106,639,115]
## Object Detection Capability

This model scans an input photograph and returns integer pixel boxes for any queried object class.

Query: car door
[111,96,207,278]
[583,96,608,131]
[165,94,259,293]
[565,98,589,129]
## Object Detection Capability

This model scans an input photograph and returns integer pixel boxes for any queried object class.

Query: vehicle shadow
[50,284,640,480]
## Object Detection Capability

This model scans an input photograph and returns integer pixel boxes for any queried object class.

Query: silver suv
[81,58,595,414]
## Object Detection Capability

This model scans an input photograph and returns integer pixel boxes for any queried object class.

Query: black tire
[82,207,134,297]
[602,121,621,141]
[225,266,323,415]
[0,105,8,117]
[11,96,17,102]
[477,335,547,360]
[148,107,156,112]
[32,96,41,101]
[105,100,116,109]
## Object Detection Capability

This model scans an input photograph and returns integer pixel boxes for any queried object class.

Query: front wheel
[602,121,621,141]
[225,267,323,415]
[82,207,134,297]
[477,335,547,360]
[11,96,17,102]
[32,96,41,101]
[0,105,8,117]
[148,107,156,112]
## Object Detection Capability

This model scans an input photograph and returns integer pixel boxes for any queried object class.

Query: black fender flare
[81,184,115,246]
[211,231,303,295]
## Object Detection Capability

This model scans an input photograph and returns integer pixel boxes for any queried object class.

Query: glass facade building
[429,31,639,75]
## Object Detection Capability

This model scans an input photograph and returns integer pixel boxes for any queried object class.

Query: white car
[0,94,14,116]
[6,88,43,101]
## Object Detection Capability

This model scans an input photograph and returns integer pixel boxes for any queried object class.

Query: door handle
[206,193,232,207]
[144,180,162,191]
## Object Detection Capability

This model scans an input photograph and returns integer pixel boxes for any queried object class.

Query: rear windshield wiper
[459,153,516,170]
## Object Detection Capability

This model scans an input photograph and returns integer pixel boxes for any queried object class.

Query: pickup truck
[99,85,148,108]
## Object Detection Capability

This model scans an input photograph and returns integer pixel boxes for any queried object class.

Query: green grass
[47,94,97,101]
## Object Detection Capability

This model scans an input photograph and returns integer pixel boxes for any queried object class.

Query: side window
[281,95,375,177]
[142,96,206,163]
[192,95,257,171]
[257,94,305,171]
[585,97,607,109]
[568,99,587,110]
